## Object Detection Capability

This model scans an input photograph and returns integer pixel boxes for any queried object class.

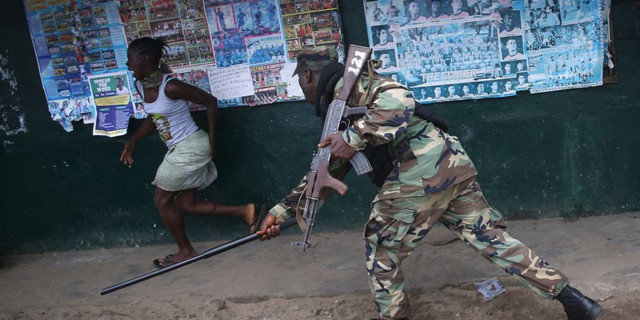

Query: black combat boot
[555,285,603,320]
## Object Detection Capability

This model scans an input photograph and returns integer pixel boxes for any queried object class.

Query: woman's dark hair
[128,37,169,66]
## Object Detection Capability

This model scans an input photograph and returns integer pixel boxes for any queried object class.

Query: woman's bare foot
[245,203,260,233]
[153,250,197,268]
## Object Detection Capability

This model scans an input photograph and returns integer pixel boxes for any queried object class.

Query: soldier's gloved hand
[319,132,356,160]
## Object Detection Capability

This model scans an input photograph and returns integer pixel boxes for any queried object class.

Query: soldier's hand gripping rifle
[291,45,373,252]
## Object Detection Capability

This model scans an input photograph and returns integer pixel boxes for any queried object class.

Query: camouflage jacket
[270,71,477,222]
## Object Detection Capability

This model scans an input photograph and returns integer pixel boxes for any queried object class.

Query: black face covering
[313,61,344,121]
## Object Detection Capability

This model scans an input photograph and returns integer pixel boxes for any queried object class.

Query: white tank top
[137,74,199,147]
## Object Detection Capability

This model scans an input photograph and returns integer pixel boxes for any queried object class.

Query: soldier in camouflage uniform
[257,46,602,320]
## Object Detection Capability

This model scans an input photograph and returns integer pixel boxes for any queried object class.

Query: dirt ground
[6,278,640,320]
[1,212,639,320]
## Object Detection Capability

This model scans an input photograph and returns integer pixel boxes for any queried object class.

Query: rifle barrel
[100,217,297,295]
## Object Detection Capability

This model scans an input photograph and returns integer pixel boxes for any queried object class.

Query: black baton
[100,217,297,295]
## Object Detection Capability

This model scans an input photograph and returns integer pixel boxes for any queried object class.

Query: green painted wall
[1,1,639,254]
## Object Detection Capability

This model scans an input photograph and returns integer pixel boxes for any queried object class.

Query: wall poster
[88,71,134,137]
[24,0,346,133]
[362,0,606,104]
[25,0,128,131]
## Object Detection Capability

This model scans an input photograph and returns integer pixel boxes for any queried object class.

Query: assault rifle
[291,45,373,252]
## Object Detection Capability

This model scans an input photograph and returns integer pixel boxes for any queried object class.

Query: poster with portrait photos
[363,0,526,104]
[363,0,605,103]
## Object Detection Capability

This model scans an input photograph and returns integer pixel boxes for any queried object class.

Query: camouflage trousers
[364,177,569,319]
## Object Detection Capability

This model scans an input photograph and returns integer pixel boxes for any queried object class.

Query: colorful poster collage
[202,0,285,107]
[524,0,603,92]
[280,0,344,61]
[121,0,215,67]
[194,0,345,107]
[170,66,212,113]
[47,97,95,132]
[25,0,128,131]
[25,0,347,133]
[123,0,346,109]
[362,0,605,104]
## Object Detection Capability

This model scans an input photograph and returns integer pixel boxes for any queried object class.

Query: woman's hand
[120,141,136,165]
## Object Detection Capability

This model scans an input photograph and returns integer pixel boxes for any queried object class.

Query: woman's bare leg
[174,189,256,228]
[154,187,197,262]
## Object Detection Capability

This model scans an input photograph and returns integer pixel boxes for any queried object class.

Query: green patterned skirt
[152,130,218,192]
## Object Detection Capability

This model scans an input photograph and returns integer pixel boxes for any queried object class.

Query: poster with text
[88,72,134,137]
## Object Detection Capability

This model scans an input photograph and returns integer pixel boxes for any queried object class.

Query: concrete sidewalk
[1,212,639,313]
